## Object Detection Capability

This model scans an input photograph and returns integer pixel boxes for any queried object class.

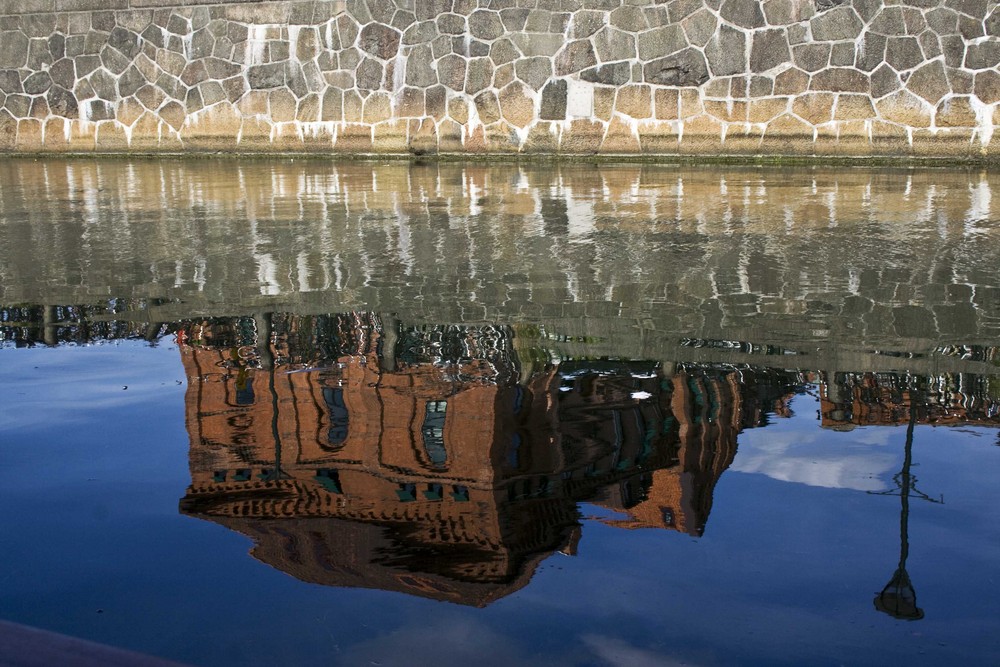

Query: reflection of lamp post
[871,380,942,621]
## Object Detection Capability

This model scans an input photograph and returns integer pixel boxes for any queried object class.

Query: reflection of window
[323,387,349,447]
[423,483,443,500]
[661,507,674,527]
[235,376,254,405]
[213,470,227,483]
[421,400,448,468]
[507,431,521,468]
[234,469,251,482]
[451,485,469,502]
[396,483,416,502]
[314,468,342,493]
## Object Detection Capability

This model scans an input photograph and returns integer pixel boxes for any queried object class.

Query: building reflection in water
[170,311,1000,606]
[3,305,999,608]
[175,312,800,606]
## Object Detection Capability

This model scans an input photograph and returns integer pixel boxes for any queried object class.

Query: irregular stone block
[555,40,597,76]
[358,23,400,60]
[906,60,950,104]
[720,0,766,29]
[540,80,567,120]
[645,49,710,87]
[810,6,863,41]
[516,57,552,92]
[876,89,932,127]
[582,62,632,86]
[751,29,790,73]
[705,25,746,77]
[499,81,533,128]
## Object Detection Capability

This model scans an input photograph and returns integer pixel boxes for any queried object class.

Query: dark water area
[1,160,999,666]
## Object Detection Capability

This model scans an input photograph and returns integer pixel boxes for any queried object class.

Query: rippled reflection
[2,160,999,663]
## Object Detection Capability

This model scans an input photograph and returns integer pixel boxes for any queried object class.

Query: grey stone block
[644,48,710,87]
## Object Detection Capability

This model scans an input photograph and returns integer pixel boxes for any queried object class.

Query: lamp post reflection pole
[872,379,942,620]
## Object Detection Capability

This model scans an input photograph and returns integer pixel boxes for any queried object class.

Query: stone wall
[0,0,998,158]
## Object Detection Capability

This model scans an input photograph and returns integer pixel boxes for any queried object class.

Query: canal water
[1,160,998,666]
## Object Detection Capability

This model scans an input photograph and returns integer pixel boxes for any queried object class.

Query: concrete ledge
[0,620,189,667]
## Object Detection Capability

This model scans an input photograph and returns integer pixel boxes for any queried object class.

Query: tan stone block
[522,122,560,153]
[16,119,43,151]
[499,82,534,129]
[869,121,911,156]
[485,121,521,152]
[448,97,469,125]
[0,110,16,150]
[677,114,723,154]
[616,84,652,119]
[594,88,615,121]
[335,123,373,153]
[239,116,274,151]
[30,97,49,120]
[128,112,166,151]
[41,118,69,151]
[875,90,931,128]
[600,116,640,153]
[159,101,187,131]
[705,100,747,123]
[637,120,679,154]
[298,123,335,151]
[237,90,270,117]
[271,123,306,151]
[343,90,363,123]
[268,89,297,123]
[296,94,321,123]
[94,122,129,152]
[464,123,488,153]
[833,120,873,156]
[679,89,703,119]
[760,114,816,155]
[494,63,514,89]
[182,104,241,150]
[834,94,876,121]
[438,118,464,153]
[774,68,810,95]
[655,89,679,120]
[370,120,407,153]
[66,121,96,152]
[117,98,146,127]
[395,87,424,117]
[935,96,978,128]
[812,122,846,156]
[911,128,976,158]
[363,92,392,124]
[409,118,438,155]
[747,97,789,123]
[791,93,834,125]
[721,123,765,155]
[560,119,604,154]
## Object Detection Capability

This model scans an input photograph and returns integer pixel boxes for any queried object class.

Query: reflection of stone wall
[1,1,998,158]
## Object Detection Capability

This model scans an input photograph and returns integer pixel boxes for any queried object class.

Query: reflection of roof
[182,477,581,607]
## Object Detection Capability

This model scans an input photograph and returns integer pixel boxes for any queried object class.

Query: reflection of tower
[871,383,943,621]
[175,313,801,605]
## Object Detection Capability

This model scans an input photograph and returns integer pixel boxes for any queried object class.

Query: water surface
[1,160,999,666]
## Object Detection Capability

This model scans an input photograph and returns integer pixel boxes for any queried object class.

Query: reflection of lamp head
[874,567,924,620]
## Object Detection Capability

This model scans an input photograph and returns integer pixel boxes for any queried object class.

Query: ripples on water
[1,160,999,666]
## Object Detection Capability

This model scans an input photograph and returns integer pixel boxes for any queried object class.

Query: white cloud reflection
[731,400,899,492]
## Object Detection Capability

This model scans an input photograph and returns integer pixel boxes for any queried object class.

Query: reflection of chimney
[380,314,398,372]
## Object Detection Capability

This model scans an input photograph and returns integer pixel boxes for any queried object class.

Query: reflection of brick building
[178,314,799,605]
[820,372,1000,430]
